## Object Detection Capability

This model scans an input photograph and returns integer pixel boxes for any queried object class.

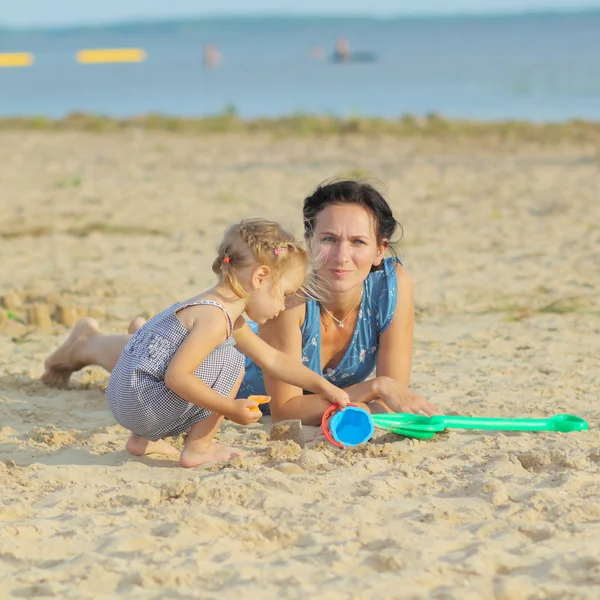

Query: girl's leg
[179,413,235,468]
[41,317,146,387]
[125,433,179,457]
[179,368,245,469]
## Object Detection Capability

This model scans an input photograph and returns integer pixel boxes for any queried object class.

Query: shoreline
[1,113,600,142]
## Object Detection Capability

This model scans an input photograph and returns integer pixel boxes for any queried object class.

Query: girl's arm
[234,319,348,409]
[375,263,442,415]
[256,303,386,425]
[164,306,260,425]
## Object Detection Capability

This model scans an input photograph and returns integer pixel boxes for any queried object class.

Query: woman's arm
[375,263,442,415]
[376,263,414,384]
[257,303,387,425]
[234,319,348,409]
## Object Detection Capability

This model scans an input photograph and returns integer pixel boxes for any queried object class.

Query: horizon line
[1,6,600,33]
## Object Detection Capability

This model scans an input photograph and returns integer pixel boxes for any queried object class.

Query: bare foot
[125,433,180,457]
[128,317,146,334]
[179,442,240,468]
[41,318,100,388]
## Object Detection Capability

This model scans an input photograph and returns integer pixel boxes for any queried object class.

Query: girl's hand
[225,398,263,425]
[377,377,442,416]
[321,383,349,409]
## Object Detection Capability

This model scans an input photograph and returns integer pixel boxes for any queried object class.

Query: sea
[1,12,600,121]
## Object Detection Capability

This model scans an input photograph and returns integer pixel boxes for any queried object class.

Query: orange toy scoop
[248,395,271,412]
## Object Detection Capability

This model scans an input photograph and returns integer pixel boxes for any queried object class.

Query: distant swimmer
[311,46,324,59]
[331,37,378,64]
[334,37,351,62]
[203,43,222,69]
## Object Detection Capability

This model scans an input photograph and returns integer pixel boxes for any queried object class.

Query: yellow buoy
[76,48,146,64]
[0,53,34,68]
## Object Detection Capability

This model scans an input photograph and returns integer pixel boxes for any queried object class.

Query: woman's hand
[376,377,442,416]
[224,398,263,425]
[320,382,350,409]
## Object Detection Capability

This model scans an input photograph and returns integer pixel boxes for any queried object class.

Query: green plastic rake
[371,413,589,440]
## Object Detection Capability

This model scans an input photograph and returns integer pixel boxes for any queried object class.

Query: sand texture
[0,130,599,599]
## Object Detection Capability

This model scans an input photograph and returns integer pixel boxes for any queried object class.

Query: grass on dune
[2,111,600,144]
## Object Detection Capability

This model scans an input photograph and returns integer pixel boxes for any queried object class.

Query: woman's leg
[179,368,245,468]
[41,317,146,387]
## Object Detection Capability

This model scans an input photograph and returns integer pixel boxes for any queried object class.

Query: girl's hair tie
[273,247,288,255]
[223,256,231,264]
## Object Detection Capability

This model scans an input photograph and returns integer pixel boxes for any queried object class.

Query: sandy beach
[0,127,599,599]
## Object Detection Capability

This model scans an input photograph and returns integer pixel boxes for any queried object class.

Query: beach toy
[322,404,374,448]
[248,395,270,413]
[371,413,589,440]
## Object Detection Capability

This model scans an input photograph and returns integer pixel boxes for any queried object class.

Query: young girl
[105,218,349,468]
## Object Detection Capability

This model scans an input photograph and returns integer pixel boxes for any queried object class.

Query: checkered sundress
[105,299,244,441]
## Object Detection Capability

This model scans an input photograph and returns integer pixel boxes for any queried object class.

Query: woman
[42,181,440,424]
[239,180,440,424]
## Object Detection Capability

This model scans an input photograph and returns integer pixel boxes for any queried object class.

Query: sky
[3,0,600,28]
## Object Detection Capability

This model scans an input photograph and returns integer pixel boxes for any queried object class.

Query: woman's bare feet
[128,317,146,334]
[41,318,100,388]
[41,316,145,389]
[179,441,240,468]
[125,433,180,457]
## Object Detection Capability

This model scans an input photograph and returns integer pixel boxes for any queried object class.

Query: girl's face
[245,260,306,324]
[311,204,386,294]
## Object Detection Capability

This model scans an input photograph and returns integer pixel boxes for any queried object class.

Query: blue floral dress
[239,257,401,401]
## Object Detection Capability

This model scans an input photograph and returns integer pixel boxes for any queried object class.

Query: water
[1,13,600,121]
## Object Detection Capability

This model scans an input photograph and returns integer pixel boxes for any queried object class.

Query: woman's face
[311,204,386,294]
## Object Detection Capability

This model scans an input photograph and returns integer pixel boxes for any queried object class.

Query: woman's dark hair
[303,180,403,271]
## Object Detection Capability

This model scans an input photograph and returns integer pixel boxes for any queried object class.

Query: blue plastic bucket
[329,406,374,447]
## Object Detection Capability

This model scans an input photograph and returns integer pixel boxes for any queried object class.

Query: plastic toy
[321,404,374,447]
[248,395,271,412]
[371,413,589,440]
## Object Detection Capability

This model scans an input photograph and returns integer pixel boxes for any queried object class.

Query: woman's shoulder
[382,255,403,273]
[365,257,410,332]
[365,256,402,292]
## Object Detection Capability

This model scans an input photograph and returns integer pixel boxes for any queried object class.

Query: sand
[0,129,599,599]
